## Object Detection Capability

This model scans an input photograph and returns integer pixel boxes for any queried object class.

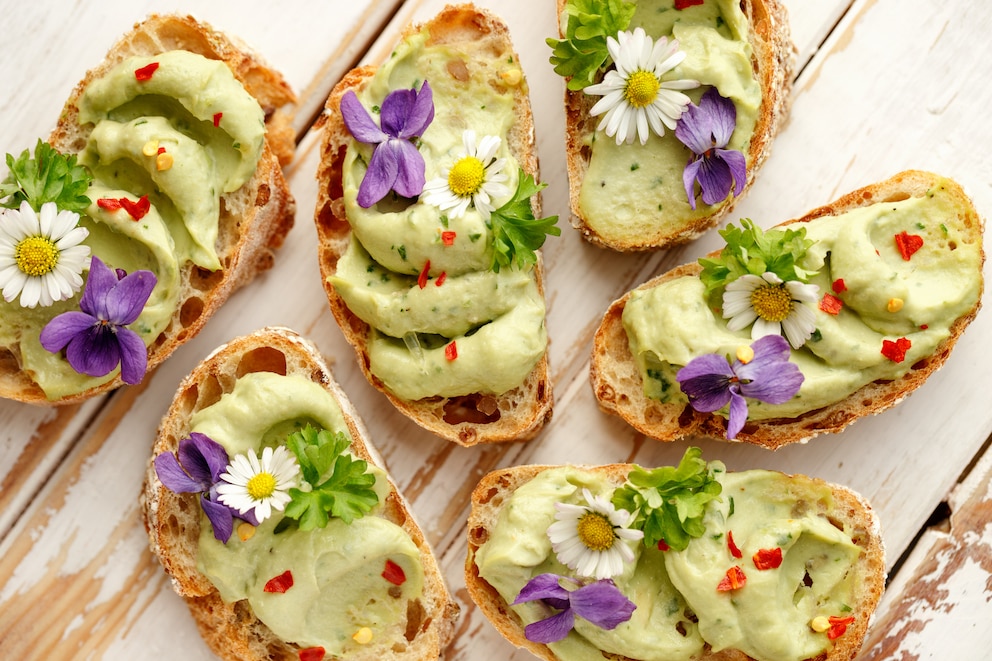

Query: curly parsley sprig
[546,0,636,91]
[612,447,724,551]
[488,169,560,272]
[281,425,379,531]
[0,140,93,213]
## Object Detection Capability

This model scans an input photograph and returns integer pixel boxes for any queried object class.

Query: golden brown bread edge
[561,0,795,251]
[465,463,886,661]
[313,4,553,447]
[140,326,459,661]
[0,14,297,405]
[591,170,985,449]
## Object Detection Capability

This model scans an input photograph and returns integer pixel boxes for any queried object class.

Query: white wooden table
[1,0,990,658]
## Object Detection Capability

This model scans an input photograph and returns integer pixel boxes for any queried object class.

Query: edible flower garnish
[487,170,560,272]
[512,573,636,644]
[676,335,804,439]
[547,487,643,580]
[422,130,509,220]
[584,27,699,145]
[341,81,434,207]
[216,445,300,524]
[698,219,815,296]
[723,271,819,349]
[39,255,156,383]
[153,432,257,543]
[675,88,746,209]
[0,201,90,308]
[1,140,93,214]
[546,0,636,91]
[613,447,723,551]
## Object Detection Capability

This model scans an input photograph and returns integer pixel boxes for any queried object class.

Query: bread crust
[560,0,796,251]
[465,463,886,661]
[313,4,553,446]
[0,14,297,405]
[141,326,459,661]
[591,170,985,448]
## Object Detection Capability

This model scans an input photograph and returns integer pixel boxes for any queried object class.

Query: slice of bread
[591,170,985,448]
[141,326,459,661]
[465,462,886,661]
[314,5,553,446]
[0,14,297,405]
[559,0,795,250]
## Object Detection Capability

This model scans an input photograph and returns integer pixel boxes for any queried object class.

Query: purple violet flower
[676,335,804,439]
[675,87,747,210]
[153,432,258,543]
[341,81,434,208]
[39,255,156,384]
[512,573,636,644]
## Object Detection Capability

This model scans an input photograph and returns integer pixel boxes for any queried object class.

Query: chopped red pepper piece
[894,231,923,260]
[727,530,742,559]
[441,230,456,246]
[435,271,447,287]
[134,62,160,81]
[827,615,855,640]
[881,337,911,363]
[819,293,844,315]
[97,198,122,211]
[445,341,458,361]
[298,647,325,661]
[119,195,151,221]
[157,146,166,155]
[657,539,670,551]
[213,112,223,127]
[264,570,294,593]
[920,324,929,330]
[417,260,430,289]
[382,559,406,586]
[753,547,783,570]
[674,0,704,8]
[716,565,746,592]
[831,278,847,293]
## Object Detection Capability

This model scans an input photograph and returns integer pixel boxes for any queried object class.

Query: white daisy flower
[723,272,819,349]
[421,130,509,220]
[216,446,299,523]
[585,27,700,145]
[0,201,90,308]
[547,487,644,580]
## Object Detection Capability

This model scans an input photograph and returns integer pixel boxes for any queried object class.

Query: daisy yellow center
[246,472,277,501]
[624,70,660,108]
[577,512,616,552]
[447,156,485,197]
[750,284,793,322]
[15,236,59,277]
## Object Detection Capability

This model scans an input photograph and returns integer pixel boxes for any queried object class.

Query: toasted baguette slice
[141,326,459,661]
[466,463,886,661]
[560,0,795,250]
[592,170,985,448]
[0,14,297,405]
[314,5,552,446]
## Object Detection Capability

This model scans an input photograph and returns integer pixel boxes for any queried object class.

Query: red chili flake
[298,647,325,661]
[213,112,223,127]
[417,260,430,289]
[827,615,855,640]
[674,0,704,8]
[894,231,924,260]
[832,278,847,293]
[157,146,166,155]
[727,531,742,559]
[881,337,912,363]
[441,230,456,246]
[753,547,783,570]
[435,271,447,287]
[716,566,746,592]
[657,539,670,552]
[382,559,406,586]
[97,198,122,211]
[445,341,458,361]
[263,570,294,593]
[819,293,844,315]
[134,61,160,81]
[119,195,151,221]
[920,324,929,330]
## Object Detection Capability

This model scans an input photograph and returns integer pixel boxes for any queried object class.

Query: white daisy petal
[216,446,300,524]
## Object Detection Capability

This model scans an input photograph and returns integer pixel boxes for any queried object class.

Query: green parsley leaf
[546,0,636,91]
[488,170,560,272]
[0,139,93,213]
[698,219,815,296]
[612,447,724,551]
[283,425,379,530]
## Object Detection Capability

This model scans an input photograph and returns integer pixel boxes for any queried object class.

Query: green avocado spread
[577,0,761,243]
[622,181,982,420]
[0,50,264,399]
[333,30,548,401]
[474,466,862,661]
[192,372,426,655]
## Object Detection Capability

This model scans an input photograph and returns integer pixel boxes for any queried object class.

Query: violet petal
[398,81,434,139]
[65,325,120,377]
[174,437,214,486]
[523,608,576,644]
[201,495,234,543]
[357,140,399,208]
[674,103,713,155]
[115,326,148,384]
[570,580,636,630]
[677,352,734,382]
[726,387,748,439]
[682,157,703,210]
[379,88,417,137]
[105,270,157,325]
[340,91,387,144]
[699,88,737,147]
[679,372,733,412]
[80,256,117,319]
[186,432,230,483]
[154,452,208,493]
[513,573,571,605]
[697,156,734,206]
[39,311,96,352]
[737,335,803,404]
[716,148,747,197]
[390,139,426,198]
